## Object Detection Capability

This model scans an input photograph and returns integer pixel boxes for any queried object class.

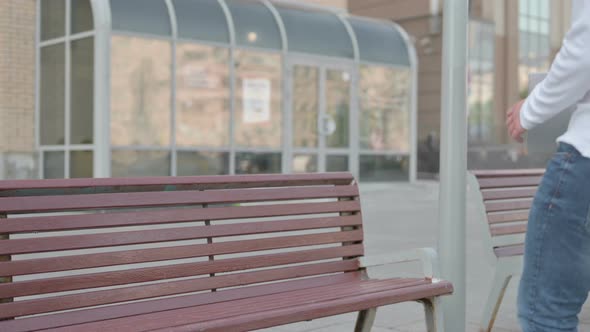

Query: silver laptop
[525,73,576,154]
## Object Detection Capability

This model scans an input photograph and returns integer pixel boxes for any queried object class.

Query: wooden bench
[0,173,452,332]
[468,169,544,332]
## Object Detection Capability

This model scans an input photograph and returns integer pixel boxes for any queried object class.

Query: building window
[518,0,550,97]
[233,50,283,175]
[176,44,231,175]
[176,44,230,148]
[38,0,94,179]
[359,65,411,153]
[358,65,411,181]
[233,50,282,149]
[110,36,172,147]
[111,150,170,178]
[468,20,495,145]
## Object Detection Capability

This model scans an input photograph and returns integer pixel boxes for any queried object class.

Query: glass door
[323,67,351,172]
[288,60,353,173]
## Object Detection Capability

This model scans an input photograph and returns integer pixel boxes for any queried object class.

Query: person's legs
[518,143,590,332]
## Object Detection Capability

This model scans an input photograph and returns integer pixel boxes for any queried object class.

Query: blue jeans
[518,143,590,331]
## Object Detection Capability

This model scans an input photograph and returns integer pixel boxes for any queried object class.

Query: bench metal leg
[422,297,444,332]
[354,308,377,332]
[479,268,513,332]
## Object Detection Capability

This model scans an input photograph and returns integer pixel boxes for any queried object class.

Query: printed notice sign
[243,78,271,124]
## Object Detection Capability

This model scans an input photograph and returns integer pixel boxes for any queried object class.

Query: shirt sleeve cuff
[519,99,536,131]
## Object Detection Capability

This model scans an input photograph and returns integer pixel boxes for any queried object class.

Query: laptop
[525,73,576,154]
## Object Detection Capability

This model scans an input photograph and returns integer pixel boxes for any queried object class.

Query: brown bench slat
[0,272,362,332]
[0,186,359,214]
[477,176,543,189]
[0,200,360,234]
[0,215,361,256]
[190,281,454,332]
[481,187,538,200]
[66,280,411,332]
[490,223,527,236]
[0,173,354,195]
[62,279,450,332]
[0,230,363,277]
[0,259,360,319]
[472,169,544,178]
[494,244,525,257]
[487,211,530,224]
[0,244,363,300]
[485,199,533,212]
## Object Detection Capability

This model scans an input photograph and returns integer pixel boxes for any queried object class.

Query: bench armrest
[359,247,441,280]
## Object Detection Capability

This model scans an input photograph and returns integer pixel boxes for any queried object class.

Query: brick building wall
[0,0,37,179]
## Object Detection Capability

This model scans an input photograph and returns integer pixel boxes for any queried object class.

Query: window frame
[37,0,96,179]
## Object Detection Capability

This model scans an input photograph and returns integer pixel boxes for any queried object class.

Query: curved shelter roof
[102,0,413,66]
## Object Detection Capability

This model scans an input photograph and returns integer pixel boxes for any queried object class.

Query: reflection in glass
[234,50,282,148]
[539,0,549,18]
[71,37,94,145]
[359,65,410,152]
[177,151,229,176]
[176,44,229,147]
[110,0,171,36]
[326,155,348,172]
[40,44,65,145]
[111,36,171,146]
[293,66,318,148]
[70,151,93,178]
[325,70,350,148]
[71,0,93,34]
[236,152,281,174]
[349,17,409,66]
[293,154,317,173]
[276,6,353,58]
[43,151,65,179]
[226,0,282,49]
[111,150,170,177]
[468,148,551,170]
[468,21,496,145]
[518,0,550,96]
[360,155,409,182]
[41,0,65,41]
[173,0,229,43]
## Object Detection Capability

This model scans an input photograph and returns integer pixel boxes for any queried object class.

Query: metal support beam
[438,0,468,331]
[90,0,112,178]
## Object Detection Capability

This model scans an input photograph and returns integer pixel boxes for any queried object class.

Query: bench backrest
[0,173,363,321]
[468,169,544,264]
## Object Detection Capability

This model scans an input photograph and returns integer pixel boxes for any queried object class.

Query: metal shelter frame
[36,0,418,182]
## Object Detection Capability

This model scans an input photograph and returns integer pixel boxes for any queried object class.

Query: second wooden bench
[469,169,544,332]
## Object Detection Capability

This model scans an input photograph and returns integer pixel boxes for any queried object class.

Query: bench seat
[1,275,451,332]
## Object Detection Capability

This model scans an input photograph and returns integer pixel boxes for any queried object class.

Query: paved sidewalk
[261,181,590,332]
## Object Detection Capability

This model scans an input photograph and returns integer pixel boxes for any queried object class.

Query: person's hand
[506,100,526,143]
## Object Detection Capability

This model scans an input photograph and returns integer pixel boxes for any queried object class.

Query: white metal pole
[90,0,112,178]
[438,0,468,331]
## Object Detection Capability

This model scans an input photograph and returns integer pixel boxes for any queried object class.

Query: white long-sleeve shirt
[520,0,590,157]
